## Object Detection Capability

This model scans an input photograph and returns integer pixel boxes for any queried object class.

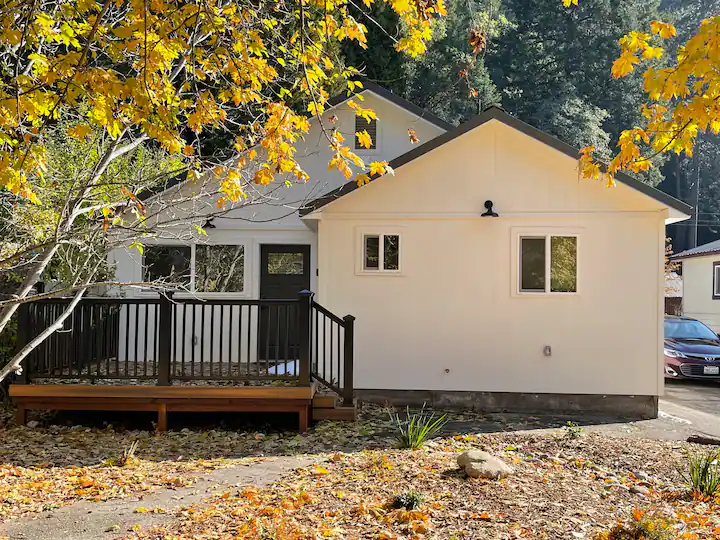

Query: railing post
[14,303,29,384]
[342,315,355,406]
[157,293,173,386]
[298,290,312,385]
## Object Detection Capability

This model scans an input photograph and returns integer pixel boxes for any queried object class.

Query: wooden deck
[10,383,319,431]
[13,294,358,430]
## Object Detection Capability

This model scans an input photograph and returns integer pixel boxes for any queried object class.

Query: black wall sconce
[481,200,499,217]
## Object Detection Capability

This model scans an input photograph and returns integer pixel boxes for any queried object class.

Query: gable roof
[139,82,452,202]
[328,81,454,131]
[300,106,693,216]
[672,239,720,260]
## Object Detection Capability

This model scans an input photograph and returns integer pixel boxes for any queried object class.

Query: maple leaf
[611,52,640,78]
[356,130,373,149]
[369,161,389,176]
[355,173,371,186]
[407,128,419,144]
[642,46,664,60]
[562,0,578,5]
[650,20,677,39]
[66,124,92,140]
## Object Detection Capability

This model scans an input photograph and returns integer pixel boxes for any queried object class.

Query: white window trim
[137,241,250,298]
[713,262,720,298]
[511,228,580,297]
[355,228,404,275]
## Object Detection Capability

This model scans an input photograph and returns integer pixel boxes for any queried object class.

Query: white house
[109,83,692,418]
[671,240,720,330]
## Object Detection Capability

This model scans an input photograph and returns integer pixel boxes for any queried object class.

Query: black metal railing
[19,298,158,380]
[16,292,354,403]
[311,300,354,406]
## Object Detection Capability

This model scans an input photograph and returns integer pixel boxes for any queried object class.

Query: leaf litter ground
[0,405,716,538]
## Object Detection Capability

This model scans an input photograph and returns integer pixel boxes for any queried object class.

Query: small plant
[392,490,424,510]
[678,449,720,497]
[390,405,447,450]
[562,421,584,440]
[104,440,140,467]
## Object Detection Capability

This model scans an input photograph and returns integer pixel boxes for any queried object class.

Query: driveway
[660,379,720,439]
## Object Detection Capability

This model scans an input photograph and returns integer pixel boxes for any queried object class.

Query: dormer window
[355,116,377,150]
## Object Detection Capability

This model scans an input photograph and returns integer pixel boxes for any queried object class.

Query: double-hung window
[519,235,577,294]
[362,234,400,272]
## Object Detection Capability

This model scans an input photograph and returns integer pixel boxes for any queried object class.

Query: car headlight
[664,348,687,358]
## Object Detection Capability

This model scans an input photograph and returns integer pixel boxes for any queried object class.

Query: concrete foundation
[355,389,659,420]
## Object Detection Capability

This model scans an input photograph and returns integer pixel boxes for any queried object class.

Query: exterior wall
[681,255,720,330]
[315,120,669,398]
[106,91,445,364]
[109,90,445,299]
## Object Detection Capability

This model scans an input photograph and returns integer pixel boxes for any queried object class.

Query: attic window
[355,116,377,150]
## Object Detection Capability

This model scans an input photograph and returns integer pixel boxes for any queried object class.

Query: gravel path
[0,456,313,540]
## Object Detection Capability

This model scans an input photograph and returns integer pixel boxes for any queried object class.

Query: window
[144,246,191,286]
[713,262,720,299]
[195,245,244,292]
[363,234,400,272]
[143,244,245,293]
[519,235,577,293]
[354,116,377,150]
[267,252,304,275]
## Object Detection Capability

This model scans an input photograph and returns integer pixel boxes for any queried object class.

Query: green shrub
[562,421,584,439]
[392,490,424,510]
[679,449,720,497]
[390,405,447,450]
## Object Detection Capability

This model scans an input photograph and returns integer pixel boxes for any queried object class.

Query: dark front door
[259,244,311,362]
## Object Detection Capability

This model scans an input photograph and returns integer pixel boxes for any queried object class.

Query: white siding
[314,120,669,397]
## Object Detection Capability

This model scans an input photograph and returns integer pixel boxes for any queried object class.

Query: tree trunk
[0,243,59,336]
[0,287,88,382]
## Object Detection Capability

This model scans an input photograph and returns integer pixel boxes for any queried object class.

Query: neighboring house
[14,84,693,424]
[671,240,720,330]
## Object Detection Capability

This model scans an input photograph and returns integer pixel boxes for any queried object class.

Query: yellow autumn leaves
[582,16,720,186]
[0,0,444,205]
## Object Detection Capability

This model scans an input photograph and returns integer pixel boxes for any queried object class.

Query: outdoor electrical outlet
[543,345,552,357]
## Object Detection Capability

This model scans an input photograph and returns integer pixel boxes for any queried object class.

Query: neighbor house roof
[671,239,720,260]
[300,106,694,216]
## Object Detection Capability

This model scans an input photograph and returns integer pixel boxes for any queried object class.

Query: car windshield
[664,319,718,340]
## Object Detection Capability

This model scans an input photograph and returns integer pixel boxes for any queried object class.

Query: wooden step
[312,394,338,409]
[313,405,357,421]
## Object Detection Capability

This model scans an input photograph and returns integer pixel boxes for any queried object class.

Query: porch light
[481,200,499,217]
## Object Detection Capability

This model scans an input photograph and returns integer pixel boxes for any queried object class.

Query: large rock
[457,450,514,479]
